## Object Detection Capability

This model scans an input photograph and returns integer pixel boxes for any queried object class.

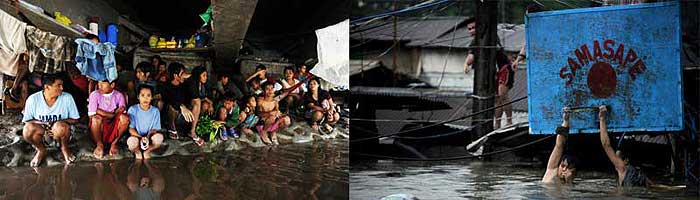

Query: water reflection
[0,140,348,199]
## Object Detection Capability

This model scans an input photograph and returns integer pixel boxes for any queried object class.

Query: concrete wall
[418,48,473,91]
[369,46,420,78]
[419,48,469,73]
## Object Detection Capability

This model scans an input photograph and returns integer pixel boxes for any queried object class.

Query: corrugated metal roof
[351,16,467,45]
[352,86,467,98]
[413,24,525,53]
[351,16,525,52]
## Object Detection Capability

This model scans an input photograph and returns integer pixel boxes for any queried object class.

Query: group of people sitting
[18,55,341,167]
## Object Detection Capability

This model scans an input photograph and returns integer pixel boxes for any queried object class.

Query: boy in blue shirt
[127,85,163,159]
[22,74,80,167]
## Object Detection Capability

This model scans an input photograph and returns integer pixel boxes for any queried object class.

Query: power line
[351,2,457,49]
[351,0,452,26]
[351,133,554,161]
[351,95,528,143]
[436,14,460,88]
[393,119,492,140]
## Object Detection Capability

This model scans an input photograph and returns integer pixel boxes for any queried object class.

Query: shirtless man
[256,82,292,145]
[542,107,577,184]
[598,106,652,187]
[22,75,79,167]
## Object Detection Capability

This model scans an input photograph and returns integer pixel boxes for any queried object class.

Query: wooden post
[471,0,498,140]
[392,15,398,86]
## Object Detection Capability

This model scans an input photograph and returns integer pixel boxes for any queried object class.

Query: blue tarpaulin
[526,1,683,134]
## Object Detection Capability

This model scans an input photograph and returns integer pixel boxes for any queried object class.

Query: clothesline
[0,8,118,82]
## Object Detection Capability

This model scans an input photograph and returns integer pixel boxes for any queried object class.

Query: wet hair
[137,84,154,95]
[255,64,266,71]
[560,154,578,170]
[167,62,185,80]
[42,74,62,88]
[136,61,155,76]
[284,66,295,73]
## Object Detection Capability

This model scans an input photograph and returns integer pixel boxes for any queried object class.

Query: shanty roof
[350,59,383,76]
[351,17,469,44]
[351,16,525,52]
[421,23,525,52]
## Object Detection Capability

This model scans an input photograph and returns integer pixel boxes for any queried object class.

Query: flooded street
[351,160,692,199]
[0,139,348,199]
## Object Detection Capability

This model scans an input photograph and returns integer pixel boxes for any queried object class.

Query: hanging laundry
[25,26,75,74]
[74,38,117,82]
[0,9,28,76]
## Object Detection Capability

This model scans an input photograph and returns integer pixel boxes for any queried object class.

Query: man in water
[597,106,651,187]
[542,107,577,184]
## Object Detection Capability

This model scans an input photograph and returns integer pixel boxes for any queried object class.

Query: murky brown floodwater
[351,160,694,199]
[0,139,348,200]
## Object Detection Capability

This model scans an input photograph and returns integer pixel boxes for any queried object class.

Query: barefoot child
[239,95,260,138]
[215,94,244,140]
[257,82,292,145]
[127,85,164,159]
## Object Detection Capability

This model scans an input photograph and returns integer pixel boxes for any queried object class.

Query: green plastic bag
[199,5,213,26]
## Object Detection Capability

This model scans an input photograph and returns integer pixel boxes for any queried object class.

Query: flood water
[351,160,694,199]
[0,139,348,200]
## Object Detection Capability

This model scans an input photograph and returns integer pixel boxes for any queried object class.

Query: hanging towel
[74,38,117,82]
[0,9,28,76]
[25,26,74,74]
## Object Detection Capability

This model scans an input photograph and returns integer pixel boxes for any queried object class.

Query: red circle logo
[587,62,617,98]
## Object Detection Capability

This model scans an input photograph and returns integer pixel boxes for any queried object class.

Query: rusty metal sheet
[526,1,683,134]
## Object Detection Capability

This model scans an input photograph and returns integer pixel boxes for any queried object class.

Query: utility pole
[392,0,398,86]
[471,0,498,140]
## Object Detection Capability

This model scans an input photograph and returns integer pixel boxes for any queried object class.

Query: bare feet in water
[61,146,75,164]
[30,149,47,167]
[109,145,119,157]
[260,131,272,145]
[93,144,104,159]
